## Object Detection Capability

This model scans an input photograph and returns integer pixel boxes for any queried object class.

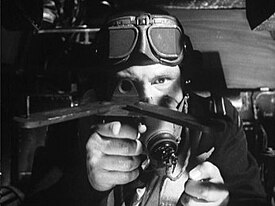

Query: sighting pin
[26,96,30,118]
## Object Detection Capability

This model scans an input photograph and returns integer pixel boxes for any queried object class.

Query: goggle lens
[109,28,137,58]
[149,27,182,58]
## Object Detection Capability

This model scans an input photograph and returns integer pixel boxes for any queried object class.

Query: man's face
[116,64,183,109]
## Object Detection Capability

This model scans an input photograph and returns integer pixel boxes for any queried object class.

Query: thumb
[189,161,223,182]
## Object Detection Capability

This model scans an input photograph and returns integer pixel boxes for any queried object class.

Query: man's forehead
[116,64,180,79]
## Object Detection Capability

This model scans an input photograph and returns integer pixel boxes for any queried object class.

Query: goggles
[96,14,186,66]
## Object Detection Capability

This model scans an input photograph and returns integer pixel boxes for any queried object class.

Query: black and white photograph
[1,0,275,205]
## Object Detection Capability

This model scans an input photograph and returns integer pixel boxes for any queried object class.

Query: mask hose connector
[145,132,178,176]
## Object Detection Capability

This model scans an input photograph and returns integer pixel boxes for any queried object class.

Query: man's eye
[152,78,167,85]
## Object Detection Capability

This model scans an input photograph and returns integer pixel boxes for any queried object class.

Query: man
[80,6,268,206]
[23,6,267,206]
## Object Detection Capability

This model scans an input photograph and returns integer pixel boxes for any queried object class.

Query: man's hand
[86,121,145,191]
[180,161,229,206]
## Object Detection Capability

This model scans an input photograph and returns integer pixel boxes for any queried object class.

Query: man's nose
[138,85,155,104]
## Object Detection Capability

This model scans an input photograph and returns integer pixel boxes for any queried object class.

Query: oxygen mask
[139,95,183,178]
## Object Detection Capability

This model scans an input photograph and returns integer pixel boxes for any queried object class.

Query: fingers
[87,166,140,191]
[180,192,229,206]
[90,155,142,172]
[181,161,229,204]
[87,130,143,156]
[184,179,228,202]
[97,121,138,139]
[189,161,223,182]
[86,121,144,191]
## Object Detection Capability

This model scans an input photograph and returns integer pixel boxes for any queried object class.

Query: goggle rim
[147,24,183,59]
[106,14,180,27]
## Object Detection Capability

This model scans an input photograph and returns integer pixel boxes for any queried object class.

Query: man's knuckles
[102,138,142,155]
[99,155,141,171]
[185,180,229,202]
[117,169,140,184]
[185,180,209,200]
[97,122,138,140]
